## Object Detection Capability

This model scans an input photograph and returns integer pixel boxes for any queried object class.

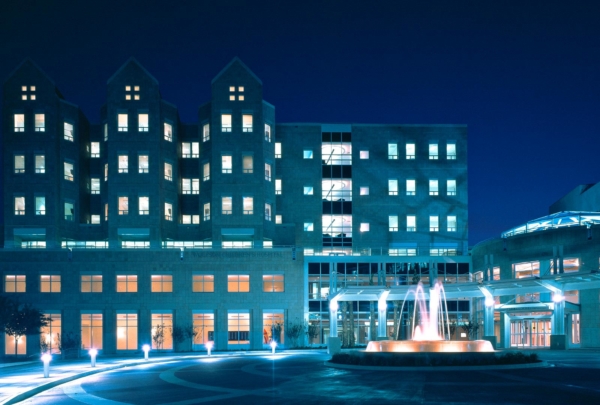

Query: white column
[484,300,495,337]
[329,300,338,338]
[553,295,565,335]
[377,291,390,339]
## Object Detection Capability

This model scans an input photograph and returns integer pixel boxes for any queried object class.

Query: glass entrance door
[510,319,551,347]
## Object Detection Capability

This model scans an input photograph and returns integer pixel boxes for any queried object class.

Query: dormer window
[229,86,244,101]
[125,85,140,100]
[21,86,36,100]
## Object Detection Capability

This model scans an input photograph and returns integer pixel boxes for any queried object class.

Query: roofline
[276,123,468,127]
[106,57,159,85]
[211,57,263,85]
[3,58,58,90]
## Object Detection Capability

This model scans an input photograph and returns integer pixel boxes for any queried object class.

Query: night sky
[1,0,599,246]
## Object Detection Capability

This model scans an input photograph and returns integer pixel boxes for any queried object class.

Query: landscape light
[142,344,150,360]
[41,353,52,378]
[89,348,98,367]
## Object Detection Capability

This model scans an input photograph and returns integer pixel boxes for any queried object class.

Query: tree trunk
[369,301,376,341]
[348,301,355,347]
[341,301,348,347]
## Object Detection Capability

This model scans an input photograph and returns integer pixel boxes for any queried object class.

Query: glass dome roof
[502,211,600,238]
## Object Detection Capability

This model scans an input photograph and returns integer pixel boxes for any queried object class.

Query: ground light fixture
[270,341,277,355]
[41,353,52,378]
[205,341,213,356]
[89,348,98,367]
[142,344,150,360]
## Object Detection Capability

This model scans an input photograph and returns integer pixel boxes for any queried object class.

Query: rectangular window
[81,275,102,293]
[138,114,149,132]
[263,275,284,292]
[181,214,200,224]
[243,196,253,215]
[228,275,250,292]
[303,186,313,195]
[429,143,439,159]
[163,122,173,140]
[203,162,210,181]
[275,179,282,195]
[406,179,416,195]
[203,203,211,221]
[164,162,173,181]
[360,150,369,159]
[265,123,271,142]
[493,267,501,281]
[447,179,457,196]
[81,313,103,350]
[192,275,214,292]
[407,215,416,232]
[35,114,45,132]
[389,216,398,232]
[104,123,108,141]
[151,313,173,350]
[303,150,313,159]
[182,142,199,158]
[388,179,398,195]
[14,197,25,215]
[64,122,74,141]
[447,143,457,160]
[104,163,108,181]
[116,275,137,292]
[513,261,540,279]
[222,155,232,173]
[91,215,101,224]
[222,196,232,215]
[265,203,272,221]
[118,155,128,173]
[118,196,129,215]
[275,215,282,224]
[91,178,100,194]
[429,179,439,195]
[35,196,45,215]
[138,155,149,174]
[360,223,370,232]
[193,313,215,346]
[304,222,314,231]
[221,114,232,132]
[64,162,74,181]
[35,154,45,173]
[360,186,369,195]
[64,201,74,221]
[406,143,415,159]
[41,313,61,354]
[118,114,128,132]
[388,143,398,159]
[105,203,108,221]
[447,216,457,232]
[275,143,282,158]
[116,313,138,350]
[164,202,173,221]
[203,123,210,142]
[228,312,250,344]
[242,114,253,132]
[5,275,26,292]
[14,155,25,174]
[265,163,271,181]
[14,114,25,132]
[430,215,439,232]
[91,142,100,158]
[242,155,253,173]
[151,275,173,292]
[139,196,149,215]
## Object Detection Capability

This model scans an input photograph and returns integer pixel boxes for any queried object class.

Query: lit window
[513,261,540,279]
[388,143,398,159]
[116,275,137,292]
[265,163,271,181]
[275,215,282,224]
[238,95,244,101]
[116,313,138,350]
[181,178,200,194]
[243,155,253,173]
[164,162,173,181]
[275,143,282,158]
[265,124,271,142]
[406,179,416,195]
[222,196,232,215]
[238,86,244,92]
[389,216,398,232]
[14,155,25,173]
[228,275,250,292]
[203,162,210,181]
[407,215,416,232]
[203,203,211,221]
[164,122,173,141]
[64,122,74,141]
[447,143,457,160]
[105,203,108,220]
[181,214,200,224]
[81,313,103,350]
[64,161,74,181]
[243,196,253,215]
[182,142,199,158]
[221,114,232,132]
[104,123,108,141]
[193,275,214,292]
[91,142,100,158]
[118,155,129,173]
[304,222,314,232]
[304,186,313,195]
[229,86,235,92]
[35,196,45,215]
[229,94,235,101]
[91,178,100,194]
[447,179,457,196]
[203,123,210,142]
[360,150,369,159]
[429,143,439,160]
[303,150,313,159]
[360,187,369,195]
[222,155,232,173]
[275,179,282,195]
[406,143,415,159]
[388,179,398,195]
[104,163,108,181]
[242,114,253,132]
[14,114,25,132]
[35,114,45,132]
[138,155,149,173]
[263,275,284,292]
[14,197,25,215]
[139,197,149,215]
[134,86,139,91]
[151,275,173,292]
[118,114,128,132]
[64,201,74,221]
[35,155,45,173]
[81,275,102,293]
[91,215,101,224]
[360,223,370,232]
[40,275,61,293]
[493,267,500,280]
[429,179,439,196]
[265,203,272,221]
[430,216,439,232]
[447,216,457,232]
[139,114,149,132]
[5,275,26,293]
[164,202,173,221]
[118,196,129,215]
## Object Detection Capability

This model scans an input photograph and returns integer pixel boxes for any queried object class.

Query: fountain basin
[366,340,495,353]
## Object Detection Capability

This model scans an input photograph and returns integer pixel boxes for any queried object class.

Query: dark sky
[1,0,599,246]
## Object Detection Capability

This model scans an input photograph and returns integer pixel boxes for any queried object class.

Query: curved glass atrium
[502,211,600,238]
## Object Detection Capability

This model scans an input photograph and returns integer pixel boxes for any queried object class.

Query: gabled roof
[3,58,61,98]
[106,57,159,85]
[211,57,262,85]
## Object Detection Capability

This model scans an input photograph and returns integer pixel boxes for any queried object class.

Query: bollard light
[205,341,213,356]
[270,340,277,355]
[89,348,98,367]
[142,344,150,360]
[41,353,52,378]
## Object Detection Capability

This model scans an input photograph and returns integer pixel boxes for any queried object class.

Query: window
[138,155,149,174]
[64,162,74,181]
[222,155,232,174]
[447,216,457,232]
[151,275,173,292]
[91,178,100,194]
[275,143,282,158]
[118,196,128,215]
[139,114,149,132]
[81,313,103,350]
[14,197,25,215]
[388,179,398,196]
[182,142,199,158]
[493,267,501,281]
[429,179,439,196]
[203,123,210,142]
[163,122,173,140]
[14,114,25,132]
[203,162,210,181]
[406,143,415,159]
[243,155,253,173]
[35,196,45,215]
[228,275,250,292]
[81,275,102,293]
[429,143,439,160]
[164,202,173,221]
[275,179,282,195]
[265,203,272,221]
[104,163,108,181]
[116,275,137,292]
[243,196,253,215]
[164,162,173,181]
[360,223,370,232]
[406,179,416,195]
[118,114,128,131]
[275,215,282,224]
[193,313,215,346]
[222,196,232,215]
[91,215,100,224]
[193,275,214,292]
[116,313,138,350]
[263,275,284,292]
[41,313,61,354]
[35,155,45,173]
[104,123,108,141]
[139,197,149,215]
[360,150,369,159]
[14,155,25,173]
[105,203,108,221]
[447,143,457,160]
[514,261,540,279]
[64,122,74,141]
[181,214,200,224]
[407,215,416,232]
[430,216,439,231]
[388,143,398,159]
[447,179,457,196]
[203,203,211,221]
[221,114,232,132]
[265,163,271,181]
[304,186,313,195]
[303,150,313,159]
[4,275,25,292]
[181,178,200,194]
[35,114,45,132]
[242,114,253,132]
[265,124,271,142]
[360,187,369,195]
[118,155,128,173]
[64,201,74,221]
[304,222,314,231]
[389,216,398,232]
[91,142,100,157]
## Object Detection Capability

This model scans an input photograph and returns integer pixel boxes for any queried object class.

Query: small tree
[448,319,458,340]
[4,301,49,356]
[307,323,320,345]
[0,295,16,333]
[271,322,283,343]
[58,331,81,359]
[284,319,306,348]
[152,323,166,350]
[460,319,480,339]
[171,325,185,352]
[183,325,199,351]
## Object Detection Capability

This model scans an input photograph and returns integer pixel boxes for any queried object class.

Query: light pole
[142,344,150,360]
[270,340,277,355]
[89,348,98,367]
[41,353,52,378]
[205,341,213,356]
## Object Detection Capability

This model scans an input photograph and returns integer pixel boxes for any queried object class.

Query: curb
[324,360,551,372]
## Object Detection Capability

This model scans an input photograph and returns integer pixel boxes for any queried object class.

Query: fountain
[366,281,494,353]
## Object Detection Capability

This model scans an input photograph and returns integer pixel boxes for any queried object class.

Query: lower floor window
[228,312,250,344]
[193,313,215,346]
[117,313,138,350]
[4,334,26,355]
[152,313,173,350]
[81,313,103,350]
[263,312,284,344]
[41,313,62,354]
